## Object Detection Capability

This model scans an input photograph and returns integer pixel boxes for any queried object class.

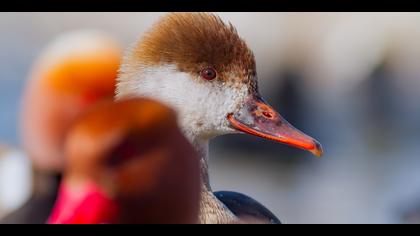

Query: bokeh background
[1,12,420,223]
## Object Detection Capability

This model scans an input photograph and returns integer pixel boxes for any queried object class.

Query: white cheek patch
[116,64,249,141]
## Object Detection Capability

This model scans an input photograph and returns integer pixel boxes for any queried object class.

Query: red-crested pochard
[116,13,323,223]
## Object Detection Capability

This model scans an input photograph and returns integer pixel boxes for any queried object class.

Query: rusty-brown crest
[127,13,256,82]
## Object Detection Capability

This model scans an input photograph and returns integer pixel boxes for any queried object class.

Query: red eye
[200,68,217,81]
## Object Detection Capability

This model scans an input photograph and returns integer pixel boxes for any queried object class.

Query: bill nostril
[262,111,273,119]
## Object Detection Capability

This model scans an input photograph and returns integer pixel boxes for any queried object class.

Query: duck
[0,30,122,224]
[116,12,323,224]
[48,98,201,224]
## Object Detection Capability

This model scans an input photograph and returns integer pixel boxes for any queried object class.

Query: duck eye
[200,68,217,81]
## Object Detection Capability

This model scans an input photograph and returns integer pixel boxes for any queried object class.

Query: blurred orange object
[20,30,122,172]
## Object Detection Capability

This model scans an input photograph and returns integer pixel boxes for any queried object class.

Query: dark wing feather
[214,191,281,224]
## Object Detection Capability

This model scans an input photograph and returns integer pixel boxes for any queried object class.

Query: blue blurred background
[1,12,420,223]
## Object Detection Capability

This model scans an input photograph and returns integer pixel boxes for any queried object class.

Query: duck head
[116,13,323,157]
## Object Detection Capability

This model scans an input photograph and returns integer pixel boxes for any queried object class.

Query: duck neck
[190,137,211,191]
[191,137,238,223]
